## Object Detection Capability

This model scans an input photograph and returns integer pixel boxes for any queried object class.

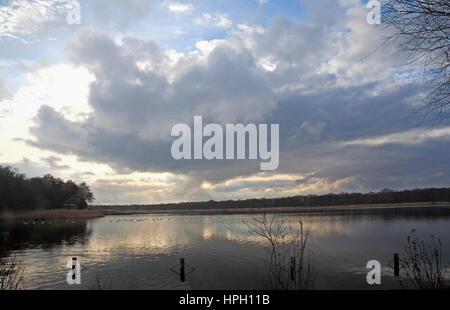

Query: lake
[1,206,449,290]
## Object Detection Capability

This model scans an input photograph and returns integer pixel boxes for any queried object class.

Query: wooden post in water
[72,257,77,280]
[393,253,399,277]
[180,258,185,282]
[1,232,9,242]
[290,257,296,281]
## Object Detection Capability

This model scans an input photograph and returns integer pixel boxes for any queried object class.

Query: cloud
[195,13,232,29]
[342,127,450,147]
[86,0,154,30]
[0,63,94,149]
[163,1,193,14]
[0,73,11,101]
[0,0,76,41]
[29,105,90,153]
[8,0,448,203]
[41,155,70,170]
[290,121,327,142]
[24,28,275,179]
[0,0,155,43]
[68,27,275,124]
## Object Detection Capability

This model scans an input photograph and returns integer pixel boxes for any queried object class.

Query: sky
[0,0,449,205]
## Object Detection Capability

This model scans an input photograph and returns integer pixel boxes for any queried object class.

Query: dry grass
[0,254,25,290]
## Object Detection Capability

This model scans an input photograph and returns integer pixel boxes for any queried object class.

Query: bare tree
[382,0,450,119]
[244,214,315,290]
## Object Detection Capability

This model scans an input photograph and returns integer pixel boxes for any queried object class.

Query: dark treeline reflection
[0,220,91,256]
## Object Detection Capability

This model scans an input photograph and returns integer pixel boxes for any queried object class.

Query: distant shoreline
[1,202,449,221]
[98,201,450,216]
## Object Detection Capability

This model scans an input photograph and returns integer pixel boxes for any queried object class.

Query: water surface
[1,206,449,289]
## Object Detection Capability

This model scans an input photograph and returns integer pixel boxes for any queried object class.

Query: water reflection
[0,206,449,289]
[0,220,91,250]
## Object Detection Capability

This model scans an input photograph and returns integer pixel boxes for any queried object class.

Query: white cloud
[0,64,94,123]
[0,0,75,40]
[0,63,94,167]
[342,127,450,147]
[200,172,359,200]
[194,13,232,28]
[163,1,193,14]
[216,14,232,28]
[195,39,229,56]
[236,24,265,35]
[0,73,11,101]
[194,13,212,25]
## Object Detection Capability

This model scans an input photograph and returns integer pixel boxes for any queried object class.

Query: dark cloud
[40,156,70,170]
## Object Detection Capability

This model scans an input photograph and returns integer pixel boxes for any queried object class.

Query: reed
[399,229,448,290]
[0,254,25,290]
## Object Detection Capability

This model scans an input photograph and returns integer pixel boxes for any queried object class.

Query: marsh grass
[244,213,315,290]
[0,254,25,290]
[399,229,448,290]
[1,209,104,221]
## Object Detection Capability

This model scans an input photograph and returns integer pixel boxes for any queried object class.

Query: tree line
[99,188,450,211]
[0,165,94,212]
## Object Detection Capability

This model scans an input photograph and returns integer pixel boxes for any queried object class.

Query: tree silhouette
[382,0,450,119]
[0,165,95,211]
